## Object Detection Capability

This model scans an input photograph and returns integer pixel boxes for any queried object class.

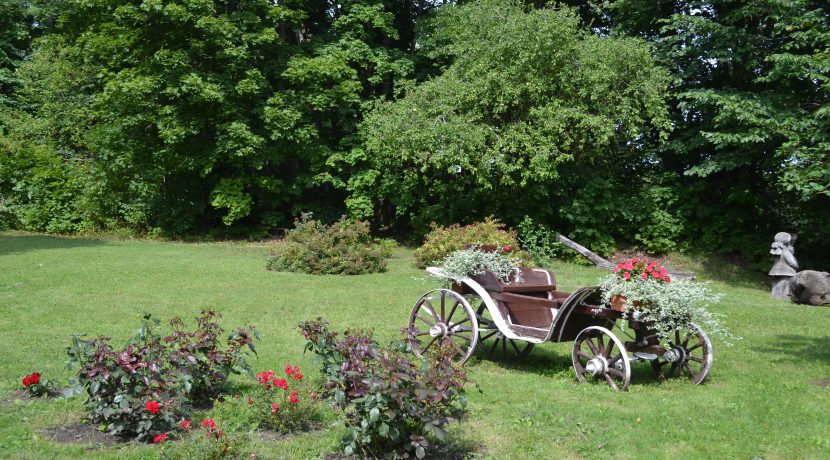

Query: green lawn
[1,232,829,459]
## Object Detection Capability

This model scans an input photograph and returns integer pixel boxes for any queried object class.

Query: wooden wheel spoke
[448,317,470,329]
[597,334,606,355]
[576,350,593,361]
[607,368,625,379]
[448,332,471,342]
[604,374,618,390]
[440,291,446,321]
[480,330,498,341]
[445,301,460,325]
[607,354,622,366]
[423,301,440,322]
[689,356,704,363]
[413,331,429,337]
[510,340,521,355]
[683,363,695,376]
[422,336,439,353]
[489,338,500,355]
[416,314,435,326]
[585,338,599,355]
[682,333,691,348]
[668,362,679,377]
[675,330,681,346]
[687,342,702,353]
[604,339,615,358]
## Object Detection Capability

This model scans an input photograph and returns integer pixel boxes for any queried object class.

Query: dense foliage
[65,311,257,440]
[1,0,828,267]
[413,217,528,269]
[298,319,469,458]
[266,215,388,275]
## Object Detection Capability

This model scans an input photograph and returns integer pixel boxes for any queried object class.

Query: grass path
[1,233,828,458]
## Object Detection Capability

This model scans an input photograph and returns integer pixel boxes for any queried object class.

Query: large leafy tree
[347,0,671,248]
[596,0,830,262]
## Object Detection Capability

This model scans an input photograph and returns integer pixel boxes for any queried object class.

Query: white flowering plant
[600,257,737,343]
[435,245,524,284]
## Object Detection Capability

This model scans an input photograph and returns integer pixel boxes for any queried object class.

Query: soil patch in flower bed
[1,389,61,407]
[40,423,132,447]
[810,378,830,387]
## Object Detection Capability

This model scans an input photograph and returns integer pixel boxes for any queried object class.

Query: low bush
[20,371,56,397]
[413,217,530,269]
[516,216,573,264]
[159,418,252,459]
[299,319,469,458]
[65,311,257,440]
[267,215,389,275]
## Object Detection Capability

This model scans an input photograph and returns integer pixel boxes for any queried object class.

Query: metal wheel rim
[572,326,631,391]
[408,289,479,364]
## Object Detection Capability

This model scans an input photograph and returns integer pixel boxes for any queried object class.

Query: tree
[347,0,671,249]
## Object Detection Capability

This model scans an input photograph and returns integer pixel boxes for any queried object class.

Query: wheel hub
[585,356,608,376]
[664,346,687,363]
[429,323,447,338]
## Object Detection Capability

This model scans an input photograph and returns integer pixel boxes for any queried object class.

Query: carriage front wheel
[408,289,479,364]
[572,326,631,391]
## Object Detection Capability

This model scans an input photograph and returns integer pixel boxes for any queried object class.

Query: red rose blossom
[201,418,215,430]
[145,401,160,414]
[293,372,303,381]
[273,378,289,390]
[289,391,299,404]
[502,245,511,252]
[30,373,40,384]
[271,403,280,414]
[153,433,168,443]
[180,419,192,430]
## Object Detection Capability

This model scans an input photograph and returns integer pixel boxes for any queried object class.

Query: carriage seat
[473,267,558,294]
[473,268,568,329]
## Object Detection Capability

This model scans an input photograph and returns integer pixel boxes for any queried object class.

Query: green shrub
[266,215,388,275]
[413,217,529,268]
[65,311,258,440]
[516,216,572,264]
[298,319,469,458]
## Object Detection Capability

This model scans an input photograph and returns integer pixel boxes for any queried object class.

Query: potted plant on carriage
[597,257,735,384]
[433,244,525,286]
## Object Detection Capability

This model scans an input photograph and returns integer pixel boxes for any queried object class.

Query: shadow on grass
[0,233,109,256]
[758,334,830,363]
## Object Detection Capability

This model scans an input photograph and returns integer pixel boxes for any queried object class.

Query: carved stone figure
[789,270,830,306]
[769,232,798,300]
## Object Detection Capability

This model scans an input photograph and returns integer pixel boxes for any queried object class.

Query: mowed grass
[1,232,829,459]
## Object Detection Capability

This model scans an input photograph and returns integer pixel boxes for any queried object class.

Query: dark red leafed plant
[298,318,470,459]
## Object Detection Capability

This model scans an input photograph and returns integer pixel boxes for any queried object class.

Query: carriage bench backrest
[472,268,563,329]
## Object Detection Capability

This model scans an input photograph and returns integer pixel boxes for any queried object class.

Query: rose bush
[65,311,258,440]
[299,318,469,458]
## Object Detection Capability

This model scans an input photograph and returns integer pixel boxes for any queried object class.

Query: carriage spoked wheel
[572,326,631,391]
[475,303,534,359]
[408,289,479,364]
[651,323,713,385]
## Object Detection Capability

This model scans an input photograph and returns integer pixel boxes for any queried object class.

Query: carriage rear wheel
[475,303,534,359]
[408,289,478,364]
[650,323,713,385]
[572,326,631,391]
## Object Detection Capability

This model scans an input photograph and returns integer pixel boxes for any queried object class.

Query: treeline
[1,0,828,267]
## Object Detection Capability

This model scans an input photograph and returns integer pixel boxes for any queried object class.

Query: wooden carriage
[407,267,713,391]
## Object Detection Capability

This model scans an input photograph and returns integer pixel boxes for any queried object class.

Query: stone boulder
[789,270,830,306]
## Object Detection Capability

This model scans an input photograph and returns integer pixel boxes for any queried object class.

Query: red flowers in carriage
[613,257,670,283]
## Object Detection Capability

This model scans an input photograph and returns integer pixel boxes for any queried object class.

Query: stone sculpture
[789,270,830,306]
[769,232,798,300]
